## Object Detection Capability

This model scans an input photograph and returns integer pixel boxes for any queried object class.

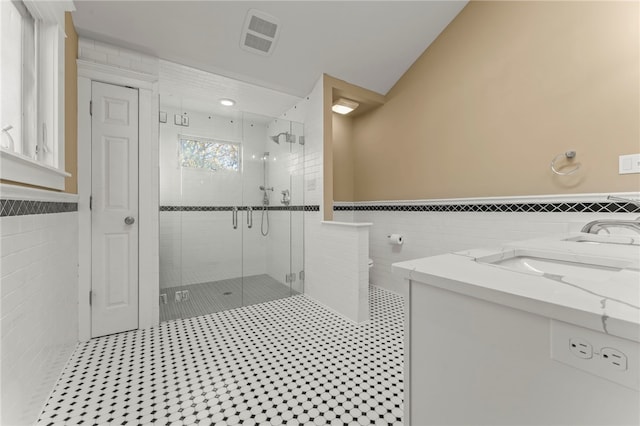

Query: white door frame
[77,60,160,341]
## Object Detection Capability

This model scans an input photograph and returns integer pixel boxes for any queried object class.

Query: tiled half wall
[1,197,79,425]
[333,196,640,295]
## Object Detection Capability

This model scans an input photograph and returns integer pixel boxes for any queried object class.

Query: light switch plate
[619,153,640,174]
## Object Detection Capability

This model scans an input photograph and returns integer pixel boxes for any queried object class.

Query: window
[0,0,72,190]
[0,1,36,157]
[179,136,240,172]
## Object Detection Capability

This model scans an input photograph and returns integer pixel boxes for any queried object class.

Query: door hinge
[89,100,93,116]
[299,270,305,281]
[89,290,93,306]
[285,273,296,283]
[89,195,92,211]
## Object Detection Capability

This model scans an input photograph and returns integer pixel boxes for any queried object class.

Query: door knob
[124,216,135,225]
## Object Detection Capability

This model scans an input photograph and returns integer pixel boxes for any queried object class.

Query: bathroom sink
[475,249,636,281]
[564,234,640,246]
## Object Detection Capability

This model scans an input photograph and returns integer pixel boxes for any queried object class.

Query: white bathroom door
[91,81,139,338]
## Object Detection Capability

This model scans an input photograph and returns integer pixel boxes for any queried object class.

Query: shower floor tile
[37,286,404,426]
[160,275,298,322]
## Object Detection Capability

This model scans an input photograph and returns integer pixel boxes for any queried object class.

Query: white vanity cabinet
[394,234,640,425]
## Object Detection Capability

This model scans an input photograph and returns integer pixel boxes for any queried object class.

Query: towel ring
[551,150,581,176]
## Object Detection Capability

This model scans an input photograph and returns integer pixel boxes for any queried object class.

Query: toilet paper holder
[387,234,404,245]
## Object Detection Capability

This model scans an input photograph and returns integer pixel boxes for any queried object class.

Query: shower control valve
[281,189,290,206]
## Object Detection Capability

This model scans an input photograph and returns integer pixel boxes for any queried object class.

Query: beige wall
[323,74,385,214]
[333,113,355,201]
[64,12,78,194]
[351,1,640,201]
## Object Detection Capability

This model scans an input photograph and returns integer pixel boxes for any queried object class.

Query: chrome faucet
[581,219,640,234]
[581,195,640,234]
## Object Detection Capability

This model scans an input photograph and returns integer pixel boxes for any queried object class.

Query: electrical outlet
[601,347,627,371]
[569,338,593,359]
[175,291,182,302]
[181,290,189,301]
[551,320,639,390]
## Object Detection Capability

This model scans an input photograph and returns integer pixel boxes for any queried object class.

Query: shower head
[269,132,296,144]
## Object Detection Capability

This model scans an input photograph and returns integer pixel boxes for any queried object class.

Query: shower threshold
[159,274,299,322]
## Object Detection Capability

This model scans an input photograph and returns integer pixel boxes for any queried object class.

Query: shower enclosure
[159,95,304,321]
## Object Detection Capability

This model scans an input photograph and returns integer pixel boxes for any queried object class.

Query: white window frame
[0,0,74,190]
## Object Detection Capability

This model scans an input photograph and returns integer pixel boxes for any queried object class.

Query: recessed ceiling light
[332,98,359,115]
[220,98,235,107]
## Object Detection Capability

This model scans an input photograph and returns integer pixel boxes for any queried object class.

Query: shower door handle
[247,207,253,229]
[232,207,238,229]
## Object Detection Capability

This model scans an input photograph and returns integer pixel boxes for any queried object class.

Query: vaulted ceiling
[72,1,467,98]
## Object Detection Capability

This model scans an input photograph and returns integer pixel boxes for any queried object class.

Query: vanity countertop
[393,232,640,342]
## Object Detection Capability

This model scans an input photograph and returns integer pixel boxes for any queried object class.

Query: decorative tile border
[0,199,78,217]
[160,205,319,212]
[334,202,640,214]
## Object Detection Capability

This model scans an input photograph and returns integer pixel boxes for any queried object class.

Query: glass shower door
[243,114,290,304]
[159,95,304,322]
[178,109,245,318]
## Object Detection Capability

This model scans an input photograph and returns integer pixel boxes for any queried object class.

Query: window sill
[0,148,70,191]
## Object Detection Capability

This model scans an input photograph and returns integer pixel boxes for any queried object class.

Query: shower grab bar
[247,207,253,229]
[232,207,238,229]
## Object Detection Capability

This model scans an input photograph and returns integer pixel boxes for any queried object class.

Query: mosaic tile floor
[160,275,299,322]
[37,286,404,426]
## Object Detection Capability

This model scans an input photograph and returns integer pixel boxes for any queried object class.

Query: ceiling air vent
[240,9,280,56]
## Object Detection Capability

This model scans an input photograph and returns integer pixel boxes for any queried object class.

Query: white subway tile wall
[306,222,371,323]
[0,212,79,425]
[285,77,326,305]
[78,38,159,75]
[159,211,267,288]
[351,208,640,295]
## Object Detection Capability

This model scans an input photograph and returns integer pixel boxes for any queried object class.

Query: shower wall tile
[159,211,267,289]
[280,76,324,301]
[159,108,267,207]
[0,212,78,426]
[354,207,640,295]
[265,211,291,286]
[296,76,324,208]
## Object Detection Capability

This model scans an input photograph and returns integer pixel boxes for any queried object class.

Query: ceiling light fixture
[220,98,235,107]
[332,98,359,115]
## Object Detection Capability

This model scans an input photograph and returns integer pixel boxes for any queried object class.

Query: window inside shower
[179,136,240,172]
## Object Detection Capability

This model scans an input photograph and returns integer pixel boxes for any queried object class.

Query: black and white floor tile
[37,286,404,426]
